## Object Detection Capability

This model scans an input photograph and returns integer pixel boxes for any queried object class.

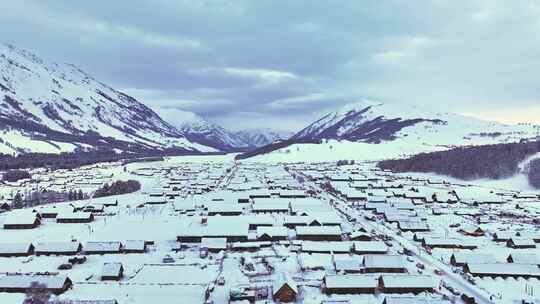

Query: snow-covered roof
[256,226,288,238]
[301,241,351,253]
[0,243,33,254]
[363,255,405,269]
[353,241,388,253]
[324,274,379,289]
[201,237,227,249]
[381,274,438,288]
[34,241,81,253]
[85,241,122,252]
[56,211,93,220]
[451,252,497,264]
[295,225,342,236]
[272,272,298,295]
[507,253,540,265]
[466,263,540,276]
[101,262,123,277]
[2,211,39,225]
[334,257,362,271]
[0,274,70,289]
[123,240,146,251]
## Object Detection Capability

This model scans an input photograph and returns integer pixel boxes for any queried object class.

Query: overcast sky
[2,1,540,131]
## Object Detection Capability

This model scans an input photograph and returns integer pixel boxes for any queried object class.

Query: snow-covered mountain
[238,101,540,161]
[156,108,249,151]
[234,128,293,147]
[157,108,292,151]
[0,44,215,155]
[293,101,540,145]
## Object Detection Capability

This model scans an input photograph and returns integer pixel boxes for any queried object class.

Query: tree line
[378,140,540,184]
[94,180,141,198]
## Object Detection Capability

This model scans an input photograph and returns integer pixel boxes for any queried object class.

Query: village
[0,155,539,304]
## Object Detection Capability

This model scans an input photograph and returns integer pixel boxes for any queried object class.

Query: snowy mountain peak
[0,44,216,155]
[290,101,540,148]
[156,108,292,151]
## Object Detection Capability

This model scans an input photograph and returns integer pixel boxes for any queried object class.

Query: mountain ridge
[0,43,216,155]
[236,101,540,160]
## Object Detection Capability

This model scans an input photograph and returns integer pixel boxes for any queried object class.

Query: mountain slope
[0,44,215,155]
[237,101,540,161]
[293,101,539,145]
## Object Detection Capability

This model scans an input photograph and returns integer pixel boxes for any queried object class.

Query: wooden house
[56,212,94,223]
[464,263,540,279]
[122,240,147,253]
[295,226,342,241]
[363,255,407,273]
[256,226,288,242]
[507,253,540,265]
[379,275,437,294]
[323,274,379,294]
[506,238,536,249]
[34,241,82,256]
[450,252,497,267]
[101,263,124,281]
[0,243,35,257]
[3,213,41,229]
[0,275,72,294]
[272,273,298,302]
[352,241,388,255]
[84,241,123,255]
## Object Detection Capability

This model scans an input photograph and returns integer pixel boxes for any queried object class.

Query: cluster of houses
[0,160,538,303]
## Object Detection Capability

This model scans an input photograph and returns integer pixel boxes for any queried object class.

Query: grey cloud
[2,1,540,130]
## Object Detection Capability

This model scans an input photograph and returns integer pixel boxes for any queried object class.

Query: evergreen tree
[13,192,23,209]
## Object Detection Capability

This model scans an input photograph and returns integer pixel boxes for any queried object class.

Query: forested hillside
[378,140,540,181]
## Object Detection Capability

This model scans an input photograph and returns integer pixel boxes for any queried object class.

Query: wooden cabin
[101,263,124,281]
[272,273,298,302]
[323,274,378,294]
[0,275,72,294]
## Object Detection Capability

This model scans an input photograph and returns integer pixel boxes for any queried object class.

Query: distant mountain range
[237,101,540,160]
[3,44,538,161]
[156,108,292,151]
[0,44,289,155]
